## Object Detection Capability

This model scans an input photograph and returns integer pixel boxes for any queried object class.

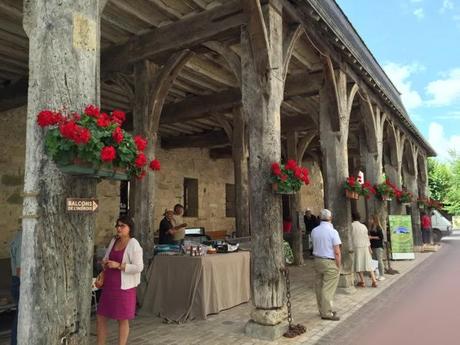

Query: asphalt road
[315,231,460,345]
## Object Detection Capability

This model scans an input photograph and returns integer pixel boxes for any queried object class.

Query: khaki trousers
[314,258,340,317]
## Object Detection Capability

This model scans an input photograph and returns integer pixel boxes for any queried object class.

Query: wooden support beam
[101,1,245,73]
[161,130,228,149]
[284,71,322,97]
[160,89,240,124]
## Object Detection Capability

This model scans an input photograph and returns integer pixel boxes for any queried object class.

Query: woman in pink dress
[97,216,144,345]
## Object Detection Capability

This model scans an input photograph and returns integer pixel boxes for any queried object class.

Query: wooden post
[131,60,158,258]
[130,52,191,257]
[241,0,287,336]
[20,1,104,344]
[232,107,250,237]
[360,100,387,230]
[286,131,303,265]
[319,59,359,291]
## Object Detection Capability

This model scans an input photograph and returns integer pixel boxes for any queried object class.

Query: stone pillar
[319,64,358,292]
[20,1,104,344]
[241,1,287,339]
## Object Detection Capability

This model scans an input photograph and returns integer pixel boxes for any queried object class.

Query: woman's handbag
[95,271,105,289]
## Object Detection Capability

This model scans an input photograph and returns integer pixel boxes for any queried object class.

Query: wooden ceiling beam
[101,1,244,74]
[160,88,241,124]
[161,129,228,149]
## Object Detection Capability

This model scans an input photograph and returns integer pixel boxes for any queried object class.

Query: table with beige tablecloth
[139,251,250,323]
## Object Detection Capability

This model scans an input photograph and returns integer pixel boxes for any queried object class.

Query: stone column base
[337,273,356,294]
[245,320,289,341]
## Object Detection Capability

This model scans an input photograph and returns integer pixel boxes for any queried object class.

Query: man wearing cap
[311,209,342,321]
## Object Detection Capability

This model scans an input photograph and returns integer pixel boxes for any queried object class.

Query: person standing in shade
[172,204,187,244]
[304,208,319,255]
[350,212,378,288]
[421,212,432,246]
[311,209,341,321]
[9,223,22,345]
[97,216,144,345]
[368,214,385,281]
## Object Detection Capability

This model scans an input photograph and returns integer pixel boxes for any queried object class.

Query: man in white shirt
[172,204,187,243]
[311,209,342,321]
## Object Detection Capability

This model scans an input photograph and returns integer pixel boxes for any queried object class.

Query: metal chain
[281,267,306,338]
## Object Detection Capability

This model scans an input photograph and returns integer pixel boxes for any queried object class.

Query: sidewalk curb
[300,250,437,345]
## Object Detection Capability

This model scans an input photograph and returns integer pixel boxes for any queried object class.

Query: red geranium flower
[149,159,161,171]
[281,174,288,182]
[112,127,124,144]
[134,135,147,151]
[37,110,63,127]
[97,113,111,127]
[100,146,116,162]
[135,153,147,168]
[74,128,91,144]
[285,159,297,171]
[84,105,100,118]
[111,110,126,125]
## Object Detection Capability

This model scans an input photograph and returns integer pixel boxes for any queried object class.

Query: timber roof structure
[0,0,436,157]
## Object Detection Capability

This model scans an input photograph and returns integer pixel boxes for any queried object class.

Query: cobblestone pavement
[88,250,435,345]
[0,250,435,345]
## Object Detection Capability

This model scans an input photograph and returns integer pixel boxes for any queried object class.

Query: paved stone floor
[89,250,434,345]
[0,250,435,345]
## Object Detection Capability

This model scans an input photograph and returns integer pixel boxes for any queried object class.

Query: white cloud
[413,8,425,19]
[440,0,454,13]
[426,68,460,106]
[383,62,424,110]
[434,110,460,120]
[428,122,460,160]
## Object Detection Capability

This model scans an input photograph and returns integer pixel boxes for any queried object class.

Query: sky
[335,0,460,161]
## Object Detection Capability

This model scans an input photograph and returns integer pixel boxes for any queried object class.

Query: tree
[445,153,460,215]
[427,158,451,202]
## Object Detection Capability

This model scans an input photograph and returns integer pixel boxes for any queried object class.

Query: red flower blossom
[149,159,161,171]
[135,153,147,168]
[294,167,302,179]
[111,110,126,125]
[134,135,147,151]
[100,146,116,162]
[112,127,124,144]
[37,110,63,127]
[285,159,297,171]
[75,128,91,144]
[84,105,100,118]
[281,174,288,182]
[97,113,111,127]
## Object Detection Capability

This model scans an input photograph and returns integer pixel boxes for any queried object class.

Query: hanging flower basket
[57,163,129,181]
[374,179,396,201]
[270,159,310,195]
[344,176,361,199]
[37,105,161,180]
[345,189,359,200]
[397,190,413,204]
[272,182,296,195]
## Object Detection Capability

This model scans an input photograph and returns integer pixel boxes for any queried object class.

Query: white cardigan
[103,237,144,290]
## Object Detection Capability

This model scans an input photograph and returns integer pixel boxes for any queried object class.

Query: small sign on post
[66,198,99,213]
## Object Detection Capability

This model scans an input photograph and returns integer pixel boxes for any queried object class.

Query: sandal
[372,281,378,288]
[356,282,365,287]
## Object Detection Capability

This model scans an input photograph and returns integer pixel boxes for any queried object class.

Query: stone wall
[0,107,235,258]
[0,106,325,259]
